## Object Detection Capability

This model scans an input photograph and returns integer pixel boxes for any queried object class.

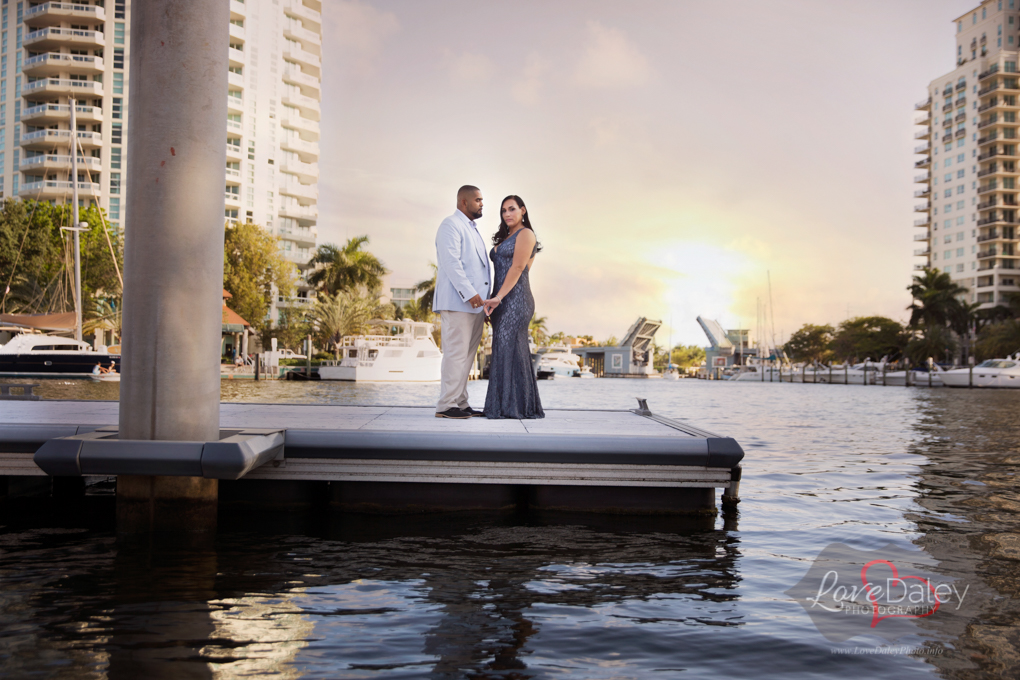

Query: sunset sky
[317,0,977,346]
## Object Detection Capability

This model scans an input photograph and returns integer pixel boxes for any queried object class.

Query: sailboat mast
[71,98,82,342]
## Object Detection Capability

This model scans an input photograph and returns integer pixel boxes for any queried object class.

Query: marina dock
[0,400,742,517]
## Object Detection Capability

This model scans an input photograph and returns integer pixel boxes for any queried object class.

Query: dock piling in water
[117,0,230,532]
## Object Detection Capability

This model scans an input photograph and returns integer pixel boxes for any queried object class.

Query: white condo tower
[4,0,321,321]
[916,0,1020,308]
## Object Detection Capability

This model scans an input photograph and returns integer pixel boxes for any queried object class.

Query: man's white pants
[437,309,485,412]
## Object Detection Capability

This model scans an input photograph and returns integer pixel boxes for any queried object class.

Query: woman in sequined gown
[482,195,544,419]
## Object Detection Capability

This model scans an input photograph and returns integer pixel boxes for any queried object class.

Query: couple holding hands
[432,185,544,420]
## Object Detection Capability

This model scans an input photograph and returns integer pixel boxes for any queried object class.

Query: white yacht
[0,333,118,378]
[577,365,595,379]
[318,320,442,382]
[535,344,581,379]
[941,355,1020,388]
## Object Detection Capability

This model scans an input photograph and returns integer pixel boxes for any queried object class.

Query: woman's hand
[483,297,501,316]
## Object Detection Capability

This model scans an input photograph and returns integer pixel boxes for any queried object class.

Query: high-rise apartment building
[4,0,321,321]
[916,0,1020,308]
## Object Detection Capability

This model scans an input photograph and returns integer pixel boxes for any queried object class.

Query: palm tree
[306,236,388,295]
[907,267,972,334]
[529,314,548,345]
[401,296,434,323]
[309,289,392,358]
[414,262,438,312]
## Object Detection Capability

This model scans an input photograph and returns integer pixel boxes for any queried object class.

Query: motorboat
[882,368,944,387]
[662,367,680,380]
[536,344,580,380]
[577,365,595,379]
[0,333,119,378]
[941,354,1020,388]
[318,320,442,382]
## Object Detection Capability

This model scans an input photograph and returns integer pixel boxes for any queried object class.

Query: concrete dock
[0,401,742,516]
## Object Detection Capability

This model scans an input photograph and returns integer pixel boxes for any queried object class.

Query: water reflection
[906,389,1020,678]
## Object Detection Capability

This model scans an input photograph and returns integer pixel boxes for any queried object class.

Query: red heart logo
[861,559,940,628]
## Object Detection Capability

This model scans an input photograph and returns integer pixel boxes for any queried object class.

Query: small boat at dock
[941,354,1020,388]
[318,320,442,382]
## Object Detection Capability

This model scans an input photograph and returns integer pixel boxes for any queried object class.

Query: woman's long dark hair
[492,195,543,252]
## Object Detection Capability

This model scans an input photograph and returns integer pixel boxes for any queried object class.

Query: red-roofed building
[222,289,253,362]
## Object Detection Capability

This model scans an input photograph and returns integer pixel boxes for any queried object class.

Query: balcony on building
[955,128,967,138]
[230,0,247,18]
[914,202,930,212]
[913,248,931,257]
[21,129,102,150]
[282,90,320,121]
[914,232,930,242]
[914,129,931,140]
[280,134,318,161]
[914,187,931,199]
[228,70,244,90]
[280,157,318,183]
[915,156,931,169]
[228,21,245,43]
[23,78,103,100]
[284,20,321,53]
[279,180,317,202]
[914,172,930,183]
[24,2,106,27]
[225,143,243,161]
[22,102,102,125]
[19,153,101,174]
[282,42,321,75]
[225,190,241,206]
[980,63,1001,81]
[285,0,321,27]
[279,224,317,248]
[227,94,243,114]
[228,44,245,68]
[978,247,999,259]
[281,110,319,139]
[976,276,995,288]
[277,294,315,309]
[24,26,105,51]
[19,179,101,200]
[23,52,103,77]
[913,263,927,270]
[941,132,954,143]
[979,81,1002,97]
[914,217,931,227]
[282,66,320,98]
[279,202,318,222]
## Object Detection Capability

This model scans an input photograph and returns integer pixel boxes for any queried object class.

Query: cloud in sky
[318,0,979,346]
[573,20,652,89]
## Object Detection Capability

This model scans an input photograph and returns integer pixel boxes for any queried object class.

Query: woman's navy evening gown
[484,229,544,419]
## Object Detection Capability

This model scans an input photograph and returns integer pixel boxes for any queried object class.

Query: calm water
[3,378,1020,679]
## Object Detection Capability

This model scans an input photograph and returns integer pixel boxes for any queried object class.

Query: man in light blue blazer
[433,185,490,418]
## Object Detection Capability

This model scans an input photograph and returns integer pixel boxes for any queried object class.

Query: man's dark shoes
[435,407,472,419]
[464,407,486,417]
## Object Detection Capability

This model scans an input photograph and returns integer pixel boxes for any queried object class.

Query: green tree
[830,316,908,362]
[784,324,834,363]
[670,344,706,369]
[907,267,972,335]
[223,221,297,332]
[598,335,619,347]
[400,296,434,322]
[1,200,122,316]
[310,288,394,358]
[905,324,957,365]
[974,319,1020,360]
[264,307,313,353]
[307,236,388,295]
[414,262,438,312]
[529,314,548,345]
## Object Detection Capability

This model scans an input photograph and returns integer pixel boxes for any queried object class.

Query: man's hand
[467,294,484,310]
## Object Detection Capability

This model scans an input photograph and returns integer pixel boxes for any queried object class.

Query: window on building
[113,48,124,69]
[957,264,965,272]
[114,22,125,45]
[957,216,965,225]
[957,185,966,194]
[110,146,121,170]
[957,200,965,209]
[113,72,123,95]
[115,0,125,19]
[945,234,952,244]
[945,173,952,182]
[957,232,965,241]
[109,173,120,195]
[111,98,122,120]
[957,169,965,178]
[111,123,122,145]
[945,250,952,259]
[945,189,952,198]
